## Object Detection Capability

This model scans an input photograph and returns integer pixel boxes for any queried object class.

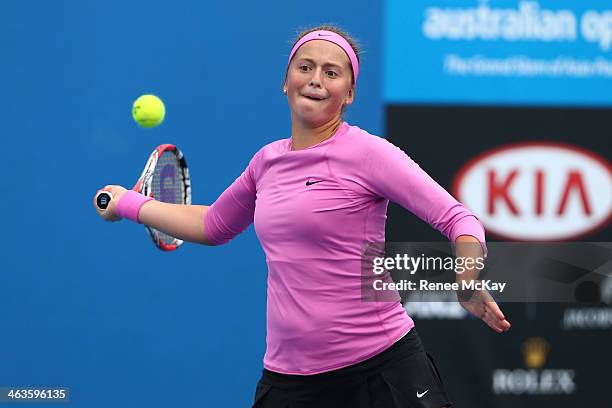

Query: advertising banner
[385,105,611,407]
[384,0,612,105]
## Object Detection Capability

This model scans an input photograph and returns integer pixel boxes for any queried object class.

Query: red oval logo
[452,142,612,241]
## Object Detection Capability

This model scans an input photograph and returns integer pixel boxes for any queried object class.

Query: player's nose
[308,67,324,88]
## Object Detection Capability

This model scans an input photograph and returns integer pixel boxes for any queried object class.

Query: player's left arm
[454,235,511,333]
[357,136,510,332]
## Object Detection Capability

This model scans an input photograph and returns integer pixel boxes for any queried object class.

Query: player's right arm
[139,200,212,245]
[94,151,259,246]
[93,184,213,245]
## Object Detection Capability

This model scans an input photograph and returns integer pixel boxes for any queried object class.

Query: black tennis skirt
[251,328,453,408]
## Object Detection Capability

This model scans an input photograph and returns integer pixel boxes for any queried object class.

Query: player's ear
[344,87,354,106]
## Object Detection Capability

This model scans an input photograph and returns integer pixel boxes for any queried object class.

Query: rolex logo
[493,337,575,395]
[521,337,550,369]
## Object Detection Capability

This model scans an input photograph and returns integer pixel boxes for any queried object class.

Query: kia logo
[452,142,611,241]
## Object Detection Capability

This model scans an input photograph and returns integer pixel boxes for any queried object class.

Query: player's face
[285,40,354,127]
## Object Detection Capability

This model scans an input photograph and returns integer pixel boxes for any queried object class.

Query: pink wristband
[116,190,153,223]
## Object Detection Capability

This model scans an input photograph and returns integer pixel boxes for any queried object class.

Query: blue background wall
[2,1,381,406]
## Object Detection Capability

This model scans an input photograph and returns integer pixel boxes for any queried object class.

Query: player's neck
[290,116,342,151]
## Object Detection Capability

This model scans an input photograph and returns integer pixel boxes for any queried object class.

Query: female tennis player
[94,25,511,408]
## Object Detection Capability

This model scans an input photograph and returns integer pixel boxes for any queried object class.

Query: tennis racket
[95,144,192,251]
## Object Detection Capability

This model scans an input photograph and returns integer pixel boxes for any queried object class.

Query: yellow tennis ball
[132,94,165,128]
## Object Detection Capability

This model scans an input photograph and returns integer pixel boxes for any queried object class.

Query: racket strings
[151,151,185,245]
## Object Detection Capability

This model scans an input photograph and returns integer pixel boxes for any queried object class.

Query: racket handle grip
[96,192,113,210]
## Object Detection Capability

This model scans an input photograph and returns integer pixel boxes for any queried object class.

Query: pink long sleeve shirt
[205,122,485,375]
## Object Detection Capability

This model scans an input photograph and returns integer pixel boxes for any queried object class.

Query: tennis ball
[132,94,165,128]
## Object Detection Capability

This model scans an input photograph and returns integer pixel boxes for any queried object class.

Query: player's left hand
[459,288,511,333]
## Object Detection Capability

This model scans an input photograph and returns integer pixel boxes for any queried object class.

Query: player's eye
[299,65,311,72]
[326,70,338,78]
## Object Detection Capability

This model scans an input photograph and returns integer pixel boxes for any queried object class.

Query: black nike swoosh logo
[306,179,324,186]
[318,33,331,36]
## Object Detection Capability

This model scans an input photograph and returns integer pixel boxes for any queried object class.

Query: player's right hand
[93,185,127,222]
